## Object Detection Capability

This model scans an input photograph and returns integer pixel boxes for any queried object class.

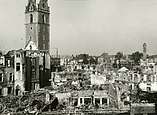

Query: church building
[24,0,51,92]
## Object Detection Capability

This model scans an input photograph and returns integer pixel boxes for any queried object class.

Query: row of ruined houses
[0,49,51,96]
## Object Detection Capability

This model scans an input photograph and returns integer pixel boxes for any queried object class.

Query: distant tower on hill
[143,43,147,60]
[25,0,50,51]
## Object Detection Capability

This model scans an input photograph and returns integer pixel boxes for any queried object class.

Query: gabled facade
[14,50,25,95]
[24,50,51,92]
[0,52,15,96]
[25,40,38,51]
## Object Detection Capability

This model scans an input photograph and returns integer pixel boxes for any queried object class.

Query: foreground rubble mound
[0,90,57,114]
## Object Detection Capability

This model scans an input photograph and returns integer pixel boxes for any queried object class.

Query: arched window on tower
[42,14,46,23]
[43,44,46,50]
[42,3,45,8]
[30,14,33,23]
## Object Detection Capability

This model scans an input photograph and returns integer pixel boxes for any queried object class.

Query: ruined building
[0,0,51,96]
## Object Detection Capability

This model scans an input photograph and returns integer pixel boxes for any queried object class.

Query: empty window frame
[9,73,13,82]
[16,63,20,71]
[0,73,3,82]
[30,14,33,23]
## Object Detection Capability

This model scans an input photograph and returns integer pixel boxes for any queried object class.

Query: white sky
[0,0,157,55]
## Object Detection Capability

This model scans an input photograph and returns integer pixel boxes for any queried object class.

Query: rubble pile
[0,95,20,113]
[0,90,57,114]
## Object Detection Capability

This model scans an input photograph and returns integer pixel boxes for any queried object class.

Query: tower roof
[26,0,49,13]
[25,0,37,13]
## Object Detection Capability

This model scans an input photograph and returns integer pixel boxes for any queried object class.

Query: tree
[115,52,123,60]
[130,51,143,65]
[89,56,97,65]
[76,54,89,64]
[114,52,124,68]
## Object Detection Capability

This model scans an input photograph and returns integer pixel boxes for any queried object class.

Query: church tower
[25,0,50,51]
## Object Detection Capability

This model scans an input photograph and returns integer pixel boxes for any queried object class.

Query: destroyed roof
[72,90,109,98]
[94,90,108,97]
[72,90,93,97]
[149,55,157,59]
[118,67,128,72]
[90,74,106,85]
